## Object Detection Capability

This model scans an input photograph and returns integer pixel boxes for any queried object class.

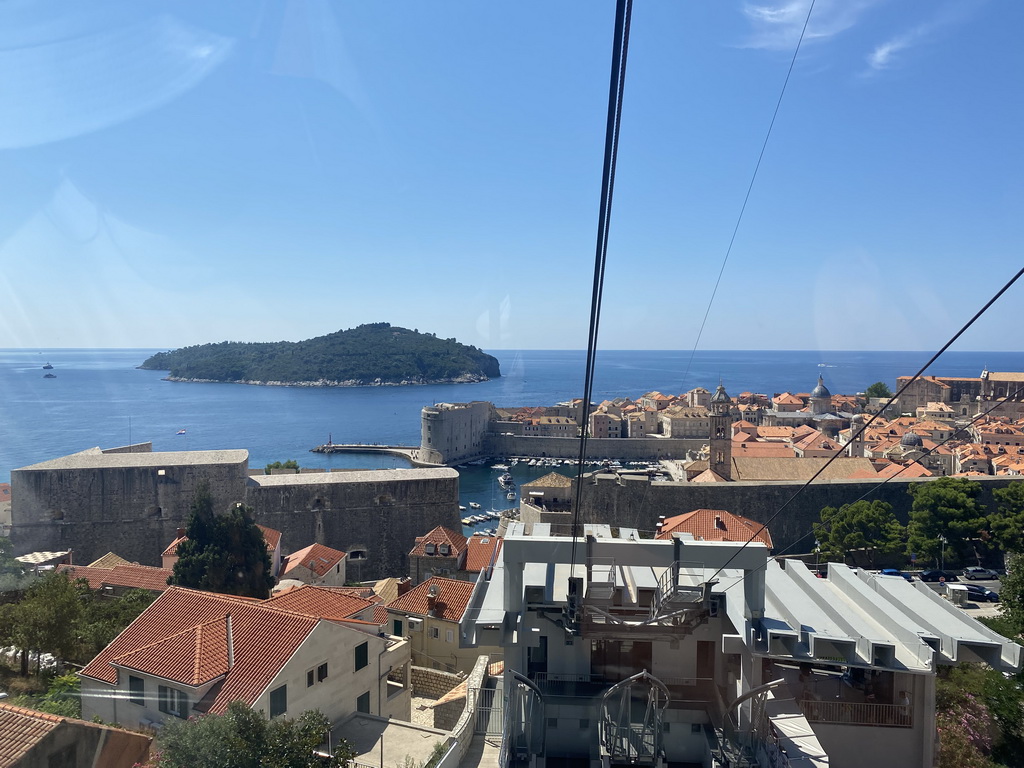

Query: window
[129,675,145,706]
[446,629,454,643]
[355,641,368,671]
[317,662,328,682]
[270,685,288,718]
[430,626,440,640]
[393,618,404,637]
[158,685,187,718]
[307,669,315,688]
[357,691,371,713]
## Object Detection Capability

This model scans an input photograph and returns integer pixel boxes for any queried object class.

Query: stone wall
[576,473,1024,559]
[12,453,461,580]
[483,434,706,462]
[410,665,464,698]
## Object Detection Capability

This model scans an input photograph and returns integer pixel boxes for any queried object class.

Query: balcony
[798,699,913,728]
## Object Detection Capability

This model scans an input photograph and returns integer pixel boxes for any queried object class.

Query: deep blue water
[3,348,1023,530]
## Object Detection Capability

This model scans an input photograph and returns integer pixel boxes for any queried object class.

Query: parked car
[962,584,1000,602]
[963,567,1000,580]
[880,569,913,581]
[920,569,959,582]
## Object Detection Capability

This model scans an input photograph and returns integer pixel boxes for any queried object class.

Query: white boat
[461,517,473,525]
[492,463,509,471]
[459,505,467,511]
[469,502,481,509]
[506,491,516,501]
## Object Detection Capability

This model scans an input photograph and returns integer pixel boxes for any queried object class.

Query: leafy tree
[936,663,1024,767]
[266,460,300,474]
[991,481,1024,554]
[170,484,275,599]
[10,571,87,673]
[0,536,37,593]
[152,701,355,768]
[32,673,82,718]
[864,381,893,399]
[997,553,1024,640]
[813,500,905,567]
[907,477,988,569]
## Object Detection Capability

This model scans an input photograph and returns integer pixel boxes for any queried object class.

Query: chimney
[427,583,439,614]
[176,527,186,538]
[226,614,234,669]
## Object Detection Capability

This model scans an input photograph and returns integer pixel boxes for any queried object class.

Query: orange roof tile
[81,587,320,714]
[372,605,390,625]
[410,526,467,557]
[114,616,230,687]
[58,563,173,593]
[464,535,502,573]
[87,552,131,569]
[387,577,475,623]
[281,543,346,577]
[0,483,10,503]
[689,469,729,483]
[656,509,772,548]
[264,585,376,621]
[0,702,63,767]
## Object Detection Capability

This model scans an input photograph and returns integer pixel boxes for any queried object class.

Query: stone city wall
[483,434,706,462]
[12,457,460,580]
[410,665,465,698]
[575,474,1023,559]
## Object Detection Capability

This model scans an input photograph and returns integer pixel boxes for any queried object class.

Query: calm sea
[3,348,1023,526]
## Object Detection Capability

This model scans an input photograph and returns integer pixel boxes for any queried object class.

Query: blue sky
[0,1,1020,351]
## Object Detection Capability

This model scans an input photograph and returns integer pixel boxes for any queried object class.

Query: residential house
[655,508,772,549]
[520,472,573,513]
[57,562,174,596]
[523,416,578,438]
[0,701,152,768]
[280,542,347,587]
[408,526,468,585]
[659,406,710,439]
[80,586,410,731]
[625,410,659,438]
[384,577,487,673]
[588,410,623,439]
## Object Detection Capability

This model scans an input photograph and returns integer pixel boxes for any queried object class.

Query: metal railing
[799,699,913,727]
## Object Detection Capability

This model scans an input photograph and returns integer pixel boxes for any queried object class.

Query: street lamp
[939,535,947,571]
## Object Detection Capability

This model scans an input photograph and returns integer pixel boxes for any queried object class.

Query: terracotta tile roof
[731,442,793,458]
[690,469,729,483]
[264,585,376,621]
[386,577,475,622]
[371,578,402,604]
[410,526,467,557]
[87,552,131,569]
[115,616,230,687]
[81,587,320,714]
[521,472,572,489]
[656,509,772,548]
[163,525,281,558]
[0,484,10,503]
[487,660,505,676]
[464,535,502,573]
[372,605,390,625]
[281,543,346,577]
[58,563,173,593]
[0,701,62,767]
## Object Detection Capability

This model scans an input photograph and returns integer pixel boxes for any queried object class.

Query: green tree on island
[151,701,355,768]
[170,483,275,599]
[813,500,905,567]
[864,381,893,399]
[907,477,988,569]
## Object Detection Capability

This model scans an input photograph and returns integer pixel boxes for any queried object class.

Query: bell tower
[709,382,732,480]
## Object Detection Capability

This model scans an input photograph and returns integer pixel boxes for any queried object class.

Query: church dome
[810,375,831,400]
[711,383,731,403]
[900,431,924,448]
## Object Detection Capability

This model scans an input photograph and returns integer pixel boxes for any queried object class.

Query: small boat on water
[459,505,467,512]
[506,491,516,501]
[498,472,514,489]
[469,502,481,509]
[43,362,53,369]
[462,517,473,526]
[43,373,56,378]
[491,463,509,471]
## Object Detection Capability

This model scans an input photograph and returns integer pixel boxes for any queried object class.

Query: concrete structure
[459,522,1020,768]
[11,446,460,580]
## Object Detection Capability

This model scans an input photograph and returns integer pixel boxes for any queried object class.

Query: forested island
[139,323,501,386]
